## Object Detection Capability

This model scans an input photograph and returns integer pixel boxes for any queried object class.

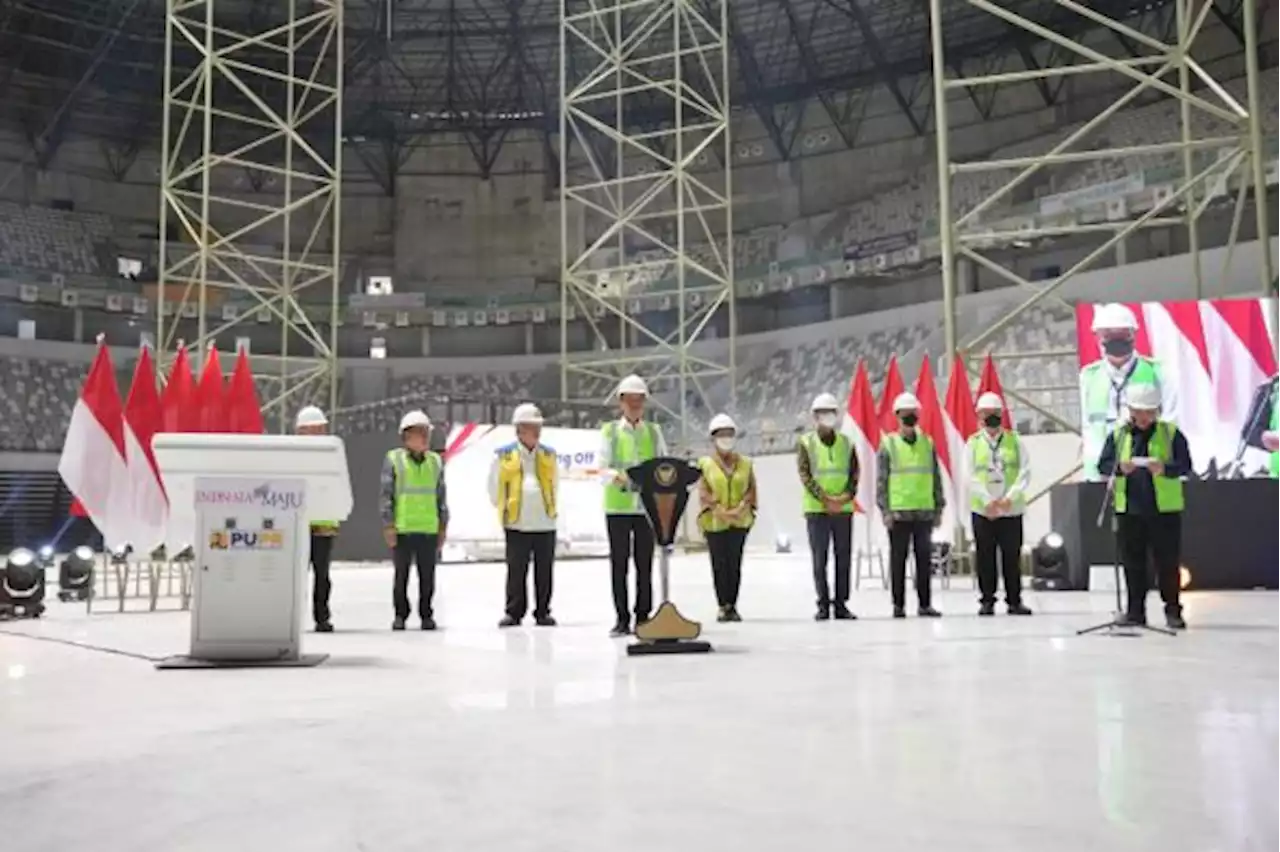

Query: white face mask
[714,437,736,453]
[816,413,837,429]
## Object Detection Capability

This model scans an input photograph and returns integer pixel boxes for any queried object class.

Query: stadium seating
[0,202,112,277]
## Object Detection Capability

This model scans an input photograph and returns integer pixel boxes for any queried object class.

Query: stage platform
[0,554,1275,852]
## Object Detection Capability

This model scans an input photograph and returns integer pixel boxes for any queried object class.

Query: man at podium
[380,410,450,630]
[297,406,339,633]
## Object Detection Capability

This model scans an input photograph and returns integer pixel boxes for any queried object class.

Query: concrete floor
[0,553,1276,852]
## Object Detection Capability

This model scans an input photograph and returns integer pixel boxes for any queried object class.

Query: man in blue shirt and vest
[1097,383,1192,630]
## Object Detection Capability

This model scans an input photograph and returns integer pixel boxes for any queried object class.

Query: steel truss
[931,0,1275,436]
[558,0,734,447]
[157,0,343,431]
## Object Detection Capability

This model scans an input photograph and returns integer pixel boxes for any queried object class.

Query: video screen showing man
[1236,374,1279,478]
[1079,303,1177,480]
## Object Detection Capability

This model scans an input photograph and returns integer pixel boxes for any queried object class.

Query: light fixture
[58,546,95,602]
[1,548,46,618]
[1179,566,1192,590]
[37,545,55,568]
[1031,532,1070,591]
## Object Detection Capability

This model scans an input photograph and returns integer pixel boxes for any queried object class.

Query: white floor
[0,553,1276,852]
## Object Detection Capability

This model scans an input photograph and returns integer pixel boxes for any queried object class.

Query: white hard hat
[708,413,737,434]
[512,403,544,426]
[1091,303,1139,332]
[893,392,921,411]
[1126,383,1161,411]
[616,374,648,397]
[399,410,431,432]
[295,405,328,428]
[810,392,839,412]
[975,392,1003,412]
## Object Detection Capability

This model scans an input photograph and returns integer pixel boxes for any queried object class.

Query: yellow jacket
[492,441,559,528]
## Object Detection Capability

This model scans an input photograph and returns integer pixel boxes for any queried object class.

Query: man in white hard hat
[296,406,339,632]
[1079,303,1175,479]
[875,391,944,618]
[599,374,667,637]
[488,403,559,628]
[379,409,449,630]
[965,393,1033,617]
[796,392,858,621]
[1097,383,1192,630]
[697,413,757,622]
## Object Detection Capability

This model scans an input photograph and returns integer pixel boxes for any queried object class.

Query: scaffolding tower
[930,0,1275,435]
[157,0,343,431]
[558,0,735,447]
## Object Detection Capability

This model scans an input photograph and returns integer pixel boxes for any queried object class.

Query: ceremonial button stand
[151,434,353,669]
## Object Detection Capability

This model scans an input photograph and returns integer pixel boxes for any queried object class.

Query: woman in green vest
[296,405,339,633]
[379,409,450,631]
[1096,384,1192,630]
[697,414,756,622]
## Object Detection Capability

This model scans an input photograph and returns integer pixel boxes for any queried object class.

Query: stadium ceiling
[0,0,1264,180]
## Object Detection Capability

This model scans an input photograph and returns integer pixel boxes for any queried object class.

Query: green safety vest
[967,430,1024,515]
[1081,357,1162,476]
[884,432,936,512]
[1271,386,1279,479]
[602,420,659,514]
[1114,422,1184,514]
[698,454,755,532]
[799,431,854,515]
[388,448,441,533]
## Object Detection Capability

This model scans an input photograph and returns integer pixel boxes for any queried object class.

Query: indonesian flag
[195,347,226,433]
[161,344,198,433]
[225,348,265,434]
[943,353,979,518]
[121,346,168,551]
[57,339,131,548]
[914,354,953,529]
[876,355,906,437]
[976,353,1013,430]
[841,359,879,515]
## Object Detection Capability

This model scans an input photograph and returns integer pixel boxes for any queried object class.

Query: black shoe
[918,606,942,618]
[609,621,630,638]
[716,606,731,623]
[1007,603,1033,616]
[1166,612,1187,630]
[726,606,742,623]
[892,606,906,619]
[832,605,857,621]
[534,615,557,627]
[978,603,995,617]
[498,615,520,628]
[315,621,334,633]
[392,617,406,631]
[421,616,437,631]
[633,615,650,631]
[1116,612,1147,627]
[814,605,831,621]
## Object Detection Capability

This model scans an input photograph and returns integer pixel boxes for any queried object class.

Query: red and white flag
[161,344,198,433]
[876,355,906,437]
[195,347,226,433]
[914,354,954,529]
[225,348,265,434]
[976,354,1012,430]
[57,340,131,548]
[122,346,168,552]
[943,354,978,518]
[841,359,880,515]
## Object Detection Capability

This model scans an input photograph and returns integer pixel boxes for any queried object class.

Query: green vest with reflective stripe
[388,448,441,533]
[698,455,755,532]
[602,420,658,514]
[884,432,936,512]
[1271,388,1278,478]
[967,430,1024,515]
[799,431,854,514]
[1114,422,1184,514]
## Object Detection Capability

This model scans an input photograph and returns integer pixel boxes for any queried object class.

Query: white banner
[1039,173,1144,216]
[444,425,609,557]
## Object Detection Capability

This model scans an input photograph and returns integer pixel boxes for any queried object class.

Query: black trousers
[606,514,655,623]
[393,533,438,620]
[1117,512,1182,617]
[705,527,749,607]
[971,513,1024,606]
[505,529,556,619]
[309,533,334,624]
[806,513,853,607]
[888,519,933,609]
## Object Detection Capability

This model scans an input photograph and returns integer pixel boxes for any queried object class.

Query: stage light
[37,545,55,568]
[1031,532,1070,591]
[1179,566,1192,589]
[1,548,46,618]
[58,546,95,602]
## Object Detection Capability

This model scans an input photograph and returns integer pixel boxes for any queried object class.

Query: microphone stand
[1078,453,1176,637]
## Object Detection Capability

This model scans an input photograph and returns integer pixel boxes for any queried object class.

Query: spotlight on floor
[37,545,56,569]
[58,545,95,602]
[0,548,46,619]
[1030,532,1069,590]
[1179,565,1192,590]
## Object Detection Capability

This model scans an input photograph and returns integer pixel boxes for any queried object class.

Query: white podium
[151,434,352,669]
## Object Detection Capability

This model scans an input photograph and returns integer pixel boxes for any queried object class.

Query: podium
[151,434,353,669]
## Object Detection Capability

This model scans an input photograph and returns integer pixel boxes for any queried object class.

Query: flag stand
[854,511,886,589]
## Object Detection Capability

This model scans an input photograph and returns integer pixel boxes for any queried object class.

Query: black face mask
[1102,337,1135,358]
[983,413,1002,429]
[900,413,919,427]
